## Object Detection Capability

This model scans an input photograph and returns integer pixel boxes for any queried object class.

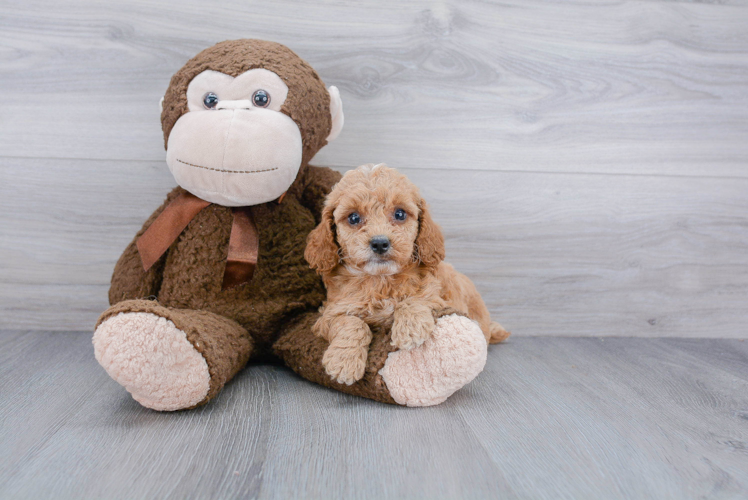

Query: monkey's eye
[348,213,361,226]
[203,92,219,109]
[252,89,270,108]
[394,209,407,221]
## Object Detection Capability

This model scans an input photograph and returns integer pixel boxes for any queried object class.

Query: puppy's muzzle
[370,235,390,255]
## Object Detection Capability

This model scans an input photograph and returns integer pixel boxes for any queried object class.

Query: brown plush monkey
[93,40,488,410]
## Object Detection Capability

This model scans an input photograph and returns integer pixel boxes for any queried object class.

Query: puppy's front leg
[321,314,373,385]
[391,300,437,350]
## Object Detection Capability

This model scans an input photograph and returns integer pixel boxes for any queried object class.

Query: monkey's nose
[370,236,390,255]
[215,99,253,110]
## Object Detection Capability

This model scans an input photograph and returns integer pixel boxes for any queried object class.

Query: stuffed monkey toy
[93,39,489,410]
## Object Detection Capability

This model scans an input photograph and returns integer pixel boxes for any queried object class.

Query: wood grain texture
[1,0,748,334]
[3,157,747,336]
[1,331,747,499]
[0,0,747,176]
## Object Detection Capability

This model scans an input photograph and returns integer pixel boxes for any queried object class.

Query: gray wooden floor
[2,331,747,499]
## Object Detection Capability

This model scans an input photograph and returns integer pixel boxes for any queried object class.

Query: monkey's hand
[391,301,436,350]
[321,315,372,385]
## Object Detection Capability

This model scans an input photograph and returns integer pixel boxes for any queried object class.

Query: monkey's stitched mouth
[177,158,279,174]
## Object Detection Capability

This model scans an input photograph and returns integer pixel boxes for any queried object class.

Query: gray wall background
[1,0,747,336]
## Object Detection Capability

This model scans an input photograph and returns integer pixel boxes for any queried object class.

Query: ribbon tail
[222,207,259,290]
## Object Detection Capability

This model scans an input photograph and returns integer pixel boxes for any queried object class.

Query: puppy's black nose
[370,236,390,255]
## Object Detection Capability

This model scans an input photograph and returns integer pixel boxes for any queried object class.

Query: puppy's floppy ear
[414,198,445,268]
[305,202,339,274]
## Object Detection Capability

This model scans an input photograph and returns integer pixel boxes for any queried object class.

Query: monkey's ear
[415,199,445,269]
[326,86,344,142]
[305,203,339,274]
[159,96,164,113]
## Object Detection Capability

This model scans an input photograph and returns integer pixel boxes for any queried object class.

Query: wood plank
[458,336,748,499]
[0,0,747,176]
[3,158,747,336]
[411,168,748,338]
[1,332,747,499]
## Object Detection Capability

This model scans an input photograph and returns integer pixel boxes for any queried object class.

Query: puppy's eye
[394,209,407,221]
[348,213,361,225]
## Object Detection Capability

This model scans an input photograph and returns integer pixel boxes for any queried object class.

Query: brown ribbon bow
[136,191,261,290]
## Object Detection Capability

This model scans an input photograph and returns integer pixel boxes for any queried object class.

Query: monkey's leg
[273,311,399,404]
[379,310,488,406]
[273,309,488,406]
[93,300,252,411]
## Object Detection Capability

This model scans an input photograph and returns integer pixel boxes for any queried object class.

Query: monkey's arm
[108,186,185,305]
[298,165,342,224]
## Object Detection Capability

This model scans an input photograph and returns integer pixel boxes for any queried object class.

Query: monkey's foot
[93,312,210,411]
[378,314,487,407]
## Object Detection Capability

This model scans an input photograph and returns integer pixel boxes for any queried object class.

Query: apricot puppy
[305,164,509,385]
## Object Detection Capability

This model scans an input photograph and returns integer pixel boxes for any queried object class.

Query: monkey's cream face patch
[185,69,289,112]
[166,69,302,207]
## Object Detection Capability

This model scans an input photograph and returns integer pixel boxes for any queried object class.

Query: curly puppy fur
[305,164,510,385]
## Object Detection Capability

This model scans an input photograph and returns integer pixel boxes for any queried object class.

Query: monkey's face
[166,69,309,206]
[161,40,344,207]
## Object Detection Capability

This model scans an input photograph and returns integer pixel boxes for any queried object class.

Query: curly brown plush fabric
[103,165,335,343]
[99,163,349,406]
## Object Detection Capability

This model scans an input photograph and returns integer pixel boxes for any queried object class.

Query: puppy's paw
[322,345,367,385]
[391,304,436,350]
[312,315,328,340]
